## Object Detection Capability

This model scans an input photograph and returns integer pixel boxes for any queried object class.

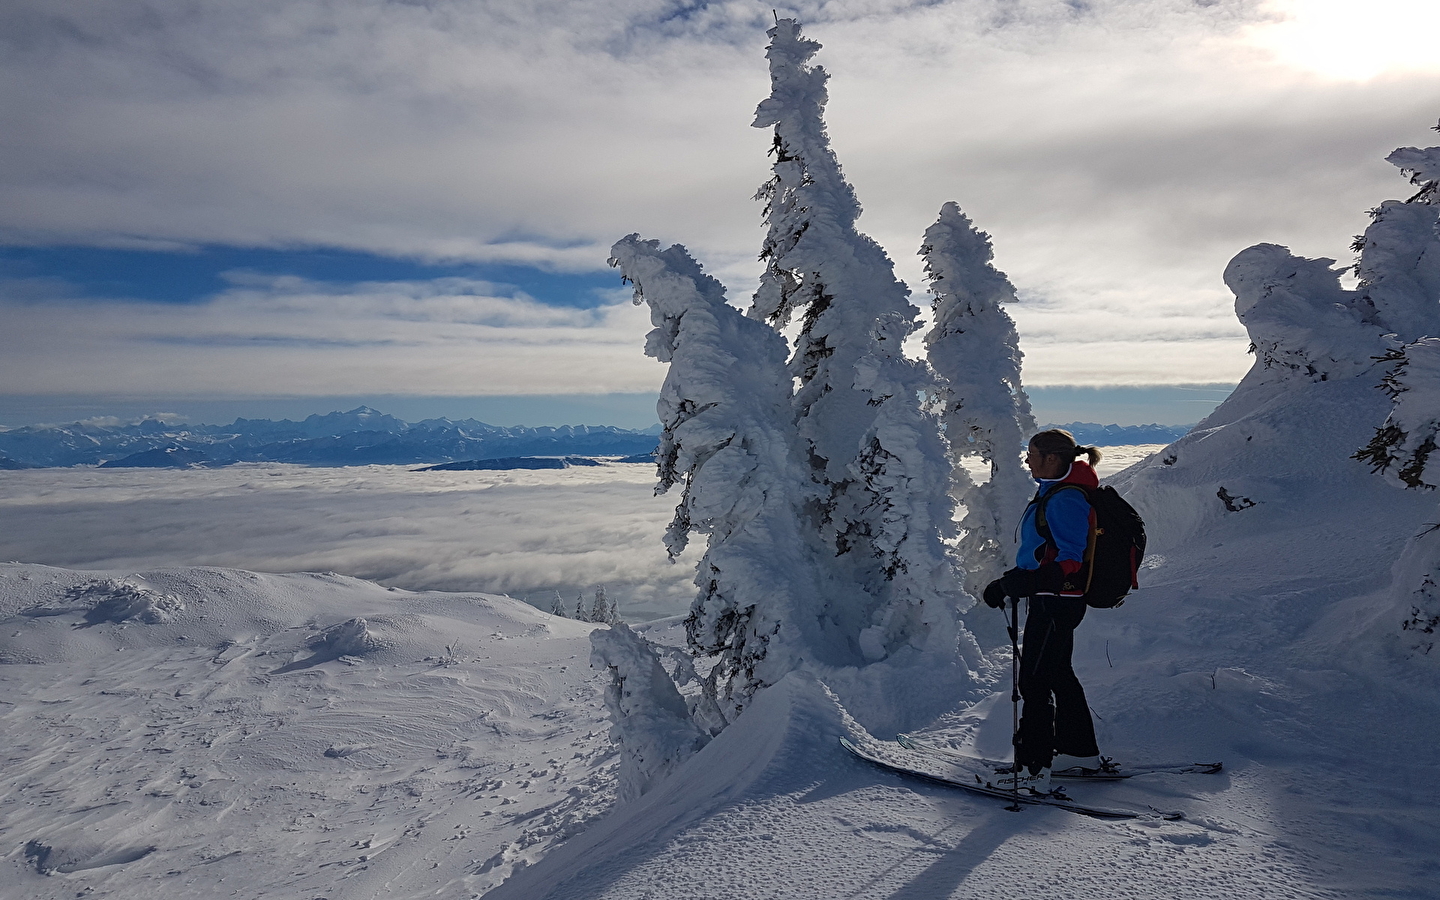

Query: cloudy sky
[3,0,1439,427]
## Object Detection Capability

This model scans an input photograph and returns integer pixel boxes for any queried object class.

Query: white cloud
[0,463,702,620]
[0,275,663,396]
[2,0,1439,388]
[1245,0,1440,83]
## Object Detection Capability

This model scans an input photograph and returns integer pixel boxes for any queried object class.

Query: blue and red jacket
[1015,461,1098,598]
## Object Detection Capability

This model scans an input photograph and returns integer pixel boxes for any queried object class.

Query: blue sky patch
[0,246,623,308]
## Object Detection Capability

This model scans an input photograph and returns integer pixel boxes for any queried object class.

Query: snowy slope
[0,565,614,899]
[484,372,1440,898]
[5,416,1438,899]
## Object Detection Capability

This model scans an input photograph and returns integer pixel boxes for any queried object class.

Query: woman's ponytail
[1029,429,1102,466]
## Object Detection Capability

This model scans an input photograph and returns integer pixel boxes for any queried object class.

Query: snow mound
[306,615,375,656]
[484,671,852,899]
[71,578,185,625]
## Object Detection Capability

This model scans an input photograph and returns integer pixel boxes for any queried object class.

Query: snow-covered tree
[588,586,620,625]
[590,622,711,802]
[608,233,832,717]
[1353,130,1440,483]
[1346,127,1440,659]
[1349,134,1440,343]
[1227,127,1440,390]
[920,201,1038,595]
[574,594,586,621]
[747,18,966,661]
[1223,243,1392,384]
[549,592,568,618]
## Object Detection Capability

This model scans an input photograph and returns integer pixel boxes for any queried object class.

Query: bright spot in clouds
[1249,0,1440,81]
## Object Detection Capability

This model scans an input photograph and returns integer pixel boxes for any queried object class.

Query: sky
[3,0,1440,427]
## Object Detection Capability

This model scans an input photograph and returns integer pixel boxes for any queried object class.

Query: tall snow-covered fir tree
[920,201,1037,596]
[748,18,966,661]
[608,233,834,718]
[1329,125,1440,659]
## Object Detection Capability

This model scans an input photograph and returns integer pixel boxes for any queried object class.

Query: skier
[983,428,1103,794]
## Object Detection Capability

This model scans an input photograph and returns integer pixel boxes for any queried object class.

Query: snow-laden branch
[590,622,710,802]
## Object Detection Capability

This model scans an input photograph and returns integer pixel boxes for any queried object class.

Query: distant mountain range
[1043,422,1193,446]
[0,407,663,468]
[0,408,1190,469]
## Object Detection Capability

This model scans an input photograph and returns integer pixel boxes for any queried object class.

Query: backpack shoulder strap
[1035,483,1098,595]
[1034,483,1090,545]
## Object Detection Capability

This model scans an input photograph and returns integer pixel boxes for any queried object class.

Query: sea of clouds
[0,446,1165,620]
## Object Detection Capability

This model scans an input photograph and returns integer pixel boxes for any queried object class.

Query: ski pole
[1007,594,1022,812]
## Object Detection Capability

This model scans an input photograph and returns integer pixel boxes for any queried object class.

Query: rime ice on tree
[1224,243,1392,384]
[1332,125,1440,658]
[1227,125,1440,388]
[749,18,966,662]
[921,202,1037,595]
[590,622,710,802]
[608,234,830,717]
[1352,128,1440,483]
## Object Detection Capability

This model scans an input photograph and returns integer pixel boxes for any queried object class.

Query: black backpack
[1034,484,1146,609]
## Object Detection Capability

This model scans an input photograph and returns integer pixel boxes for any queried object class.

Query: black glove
[983,579,1007,609]
[1000,563,1065,598]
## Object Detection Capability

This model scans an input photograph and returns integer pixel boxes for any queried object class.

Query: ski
[840,737,1183,821]
[896,733,1223,780]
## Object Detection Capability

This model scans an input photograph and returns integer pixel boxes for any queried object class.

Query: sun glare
[1247,0,1440,81]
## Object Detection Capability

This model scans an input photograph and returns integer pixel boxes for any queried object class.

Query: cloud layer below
[0,449,1165,620]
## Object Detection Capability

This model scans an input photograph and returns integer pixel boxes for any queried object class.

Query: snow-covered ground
[0,450,1157,623]
[485,377,1440,899]
[8,434,1436,899]
[0,566,614,898]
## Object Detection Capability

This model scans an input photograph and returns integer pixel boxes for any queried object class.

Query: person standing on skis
[982,428,1104,795]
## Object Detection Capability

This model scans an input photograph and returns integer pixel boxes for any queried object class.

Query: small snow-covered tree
[747,18,966,660]
[549,592,568,618]
[921,202,1038,594]
[574,594,586,621]
[609,233,831,717]
[589,586,620,625]
[590,622,711,802]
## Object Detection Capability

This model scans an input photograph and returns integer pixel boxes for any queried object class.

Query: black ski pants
[1014,595,1099,772]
